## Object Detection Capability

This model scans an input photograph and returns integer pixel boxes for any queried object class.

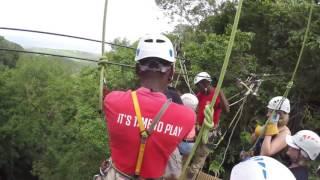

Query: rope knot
[98,56,109,68]
[202,105,215,144]
[286,81,293,89]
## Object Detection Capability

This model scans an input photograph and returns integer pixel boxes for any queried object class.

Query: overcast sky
[0,0,174,53]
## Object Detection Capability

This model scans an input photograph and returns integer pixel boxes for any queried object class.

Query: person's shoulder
[196,92,204,101]
[170,103,196,120]
[105,89,131,102]
[280,126,291,135]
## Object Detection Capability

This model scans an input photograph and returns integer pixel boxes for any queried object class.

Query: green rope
[282,3,313,99]
[179,0,244,178]
[99,0,109,112]
[250,3,314,152]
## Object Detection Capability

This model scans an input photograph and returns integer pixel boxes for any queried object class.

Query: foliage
[104,38,138,90]
[155,0,216,27]
[0,37,140,179]
[0,55,108,180]
[0,36,23,68]
[157,0,320,179]
[1,1,320,179]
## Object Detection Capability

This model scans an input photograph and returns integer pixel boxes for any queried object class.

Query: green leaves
[0,36,23,68]
[0,55,108,179]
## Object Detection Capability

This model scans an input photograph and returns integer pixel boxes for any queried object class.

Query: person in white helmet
[185,73,229,179]
[230,156,296,180]
[179,93,198,154]
[164,93,198,180]
[194,72,230,129]
[252,96,291,160]
[101,34,195,180]
[285,130,320,180]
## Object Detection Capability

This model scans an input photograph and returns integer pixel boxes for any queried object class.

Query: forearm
[219,91,230,113]
[260,136,272,156]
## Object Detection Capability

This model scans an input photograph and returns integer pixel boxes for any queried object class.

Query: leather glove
[265,112,280,136]
[254,125,264,137]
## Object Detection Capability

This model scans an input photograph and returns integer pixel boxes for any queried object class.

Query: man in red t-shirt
[194,71,230,128]
[186,72,230,179]
[103,34,195,179]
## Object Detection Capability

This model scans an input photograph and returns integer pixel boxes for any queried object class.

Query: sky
[0,0,174,54]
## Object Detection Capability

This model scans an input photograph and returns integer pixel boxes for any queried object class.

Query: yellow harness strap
[131,91,148,176]
[131,91,171,177]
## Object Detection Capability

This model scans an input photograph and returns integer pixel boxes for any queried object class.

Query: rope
[179,0,244,178]
[174,33,194,93]
[218,97,246,170]
[214,95,247,149]
[99,0,109,112]
[249,3,314,151]
[228,92,241,101]
[177,57,194,93]
[174,68,182,88]
[182,60,194,94]
[229,95,247,107]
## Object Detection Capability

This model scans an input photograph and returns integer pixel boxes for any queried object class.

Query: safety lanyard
[131,91,171,177]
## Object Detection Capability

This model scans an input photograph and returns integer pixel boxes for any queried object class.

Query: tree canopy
[0,0,320,179]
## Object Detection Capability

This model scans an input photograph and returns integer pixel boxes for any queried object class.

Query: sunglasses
[139,60,171,73]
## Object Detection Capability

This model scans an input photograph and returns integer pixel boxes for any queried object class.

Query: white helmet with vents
[135,34,175,63]
[286,130,320,160]
[194,72,212,85]
[267,96,290,113]
[231,156,295,180]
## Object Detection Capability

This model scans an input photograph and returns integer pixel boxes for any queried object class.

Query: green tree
[157,0,320,179]
[0,36,23,68]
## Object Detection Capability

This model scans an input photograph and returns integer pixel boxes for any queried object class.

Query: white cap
[267,96,290,113]
[286,130,320,160]
[230,156,296,180]
[194,72,212,85]
[135,34,175,63]
[181,93,198,111]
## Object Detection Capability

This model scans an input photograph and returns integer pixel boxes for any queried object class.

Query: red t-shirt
[104,87,195,178]
[197,88,221,127]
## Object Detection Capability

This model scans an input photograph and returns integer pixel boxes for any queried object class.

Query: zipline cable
[0,47,135,68]
[0,27,203,65]
[179,0,244,178]
[0,48,197,77]
[0,27,136,50]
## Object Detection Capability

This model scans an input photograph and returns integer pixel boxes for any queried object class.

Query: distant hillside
[0,36,23,67]
[27,47,100,60]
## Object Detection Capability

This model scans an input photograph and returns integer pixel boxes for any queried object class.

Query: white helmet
[267,96,290,113]
[194,72,212,85]
[181,93,199,111]
[286,130,320,160]
[135,34,175,63]
[231,156,296,180]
